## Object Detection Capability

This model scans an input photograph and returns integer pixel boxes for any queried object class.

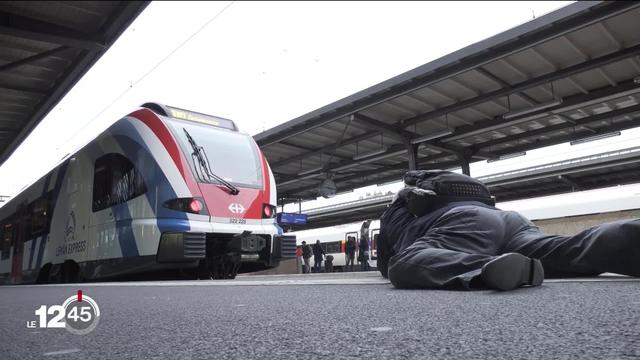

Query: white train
[292,183,640,271]
[0,103,296,284]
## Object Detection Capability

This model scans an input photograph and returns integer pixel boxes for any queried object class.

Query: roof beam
[0,46,70,73]
[280,140,352,163]
[566,77,589,94]
[475,67,536,106]
[475,102,640,150]
[596,68,617,87]
[276,143,409,185]
[597,22,622,50]
[400,44,640,130]
[269,130,382,168]
[352,113,467,157]
[557,175,581,191]
[281,158,462,198]
[488,116,640,159]
[442,78,640,143]
[0,11,106,51]
[352,113,408,140]
[562,35,589,60]
[0,83,48,95]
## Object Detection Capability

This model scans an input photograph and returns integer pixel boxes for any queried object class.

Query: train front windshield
[167,120,263,188]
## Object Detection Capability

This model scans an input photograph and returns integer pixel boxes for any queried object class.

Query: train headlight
[262,204,276,218]
[163,197,209,215]
[189,199,203,213]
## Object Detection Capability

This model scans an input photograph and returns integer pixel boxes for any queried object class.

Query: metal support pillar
[458,151,472,176]
[407,143,419,170]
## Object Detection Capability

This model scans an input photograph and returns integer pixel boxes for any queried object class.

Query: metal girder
[352,113,408,140]
[400,43,640,129]
[475,103,640,150]
[577,167,640,186]
[255,1,640,148]
[276,143,409,184]
[353,113,479,158]
[488,117,640,159]
[281,159,462,198]
[482,149,640,188]
[269,130,381,169]
[0,11,106,51]
[0,83,47,95]
[0,46,70,72]
[279,140,352,163]
[557,175,581,190]
[442,78,640,143]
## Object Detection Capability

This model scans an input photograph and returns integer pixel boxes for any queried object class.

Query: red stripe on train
[259,149,271,207]
[128,108,201,196]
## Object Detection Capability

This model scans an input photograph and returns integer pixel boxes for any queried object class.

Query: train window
[92,154,147,212]
[325,241,341,253]
[31,197,50,236]
[1,223,12,260]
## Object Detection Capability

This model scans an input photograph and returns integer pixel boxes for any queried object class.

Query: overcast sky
[7,0,635,206]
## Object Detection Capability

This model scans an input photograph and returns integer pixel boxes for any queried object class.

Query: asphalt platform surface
[1,272,639,359]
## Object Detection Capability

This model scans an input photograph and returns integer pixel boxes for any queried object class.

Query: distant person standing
[313,240,325,273]
[345,236,356,271]
[359,220,372,271]
[301,241,312,274]
[325,254,334,273]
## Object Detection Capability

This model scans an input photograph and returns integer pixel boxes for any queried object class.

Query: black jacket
[377,187,495,278]
[312,243,325,258]
[302,245,312,259]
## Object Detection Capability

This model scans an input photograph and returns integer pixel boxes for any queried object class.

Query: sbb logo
[26,290,100,335]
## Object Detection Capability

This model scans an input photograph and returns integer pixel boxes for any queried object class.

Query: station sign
[277,212,307,225]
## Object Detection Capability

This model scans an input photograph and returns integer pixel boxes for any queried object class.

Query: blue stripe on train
[105,119,191,256]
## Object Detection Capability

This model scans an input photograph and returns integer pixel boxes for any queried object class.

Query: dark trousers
[387,205,640,289]
[345,253,355,270]
[313,257,322,273]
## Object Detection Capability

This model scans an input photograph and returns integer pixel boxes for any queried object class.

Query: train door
[90,154,122,260]
[371,228,379,260]
[89,153,146,261]
[369,228,379,269]
[10,204,29,284]
[345,231,358,269]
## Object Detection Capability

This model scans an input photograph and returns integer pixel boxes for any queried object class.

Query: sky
[5,0,632,208]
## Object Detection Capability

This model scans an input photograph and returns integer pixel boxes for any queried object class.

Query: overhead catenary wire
[59,1,236,150]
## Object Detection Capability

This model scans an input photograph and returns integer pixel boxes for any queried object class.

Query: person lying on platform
[377,170,640,291]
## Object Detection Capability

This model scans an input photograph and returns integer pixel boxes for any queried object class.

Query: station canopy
[255,1,640,206]
[0,1,149,165]
[295,145,640,230]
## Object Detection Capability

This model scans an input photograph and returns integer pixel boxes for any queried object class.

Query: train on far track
[0,103,296,284]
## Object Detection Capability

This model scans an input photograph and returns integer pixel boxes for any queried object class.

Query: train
[0,103,296,284]
[292,183,640,272]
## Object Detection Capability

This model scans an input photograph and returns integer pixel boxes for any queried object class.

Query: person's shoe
[481,253,544,291]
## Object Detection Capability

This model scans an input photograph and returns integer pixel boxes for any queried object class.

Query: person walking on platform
[301,241,312,274]
[312,240,325,273]
[359,220,371,271]
[345,235,356,271]
[377,170,640,291]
